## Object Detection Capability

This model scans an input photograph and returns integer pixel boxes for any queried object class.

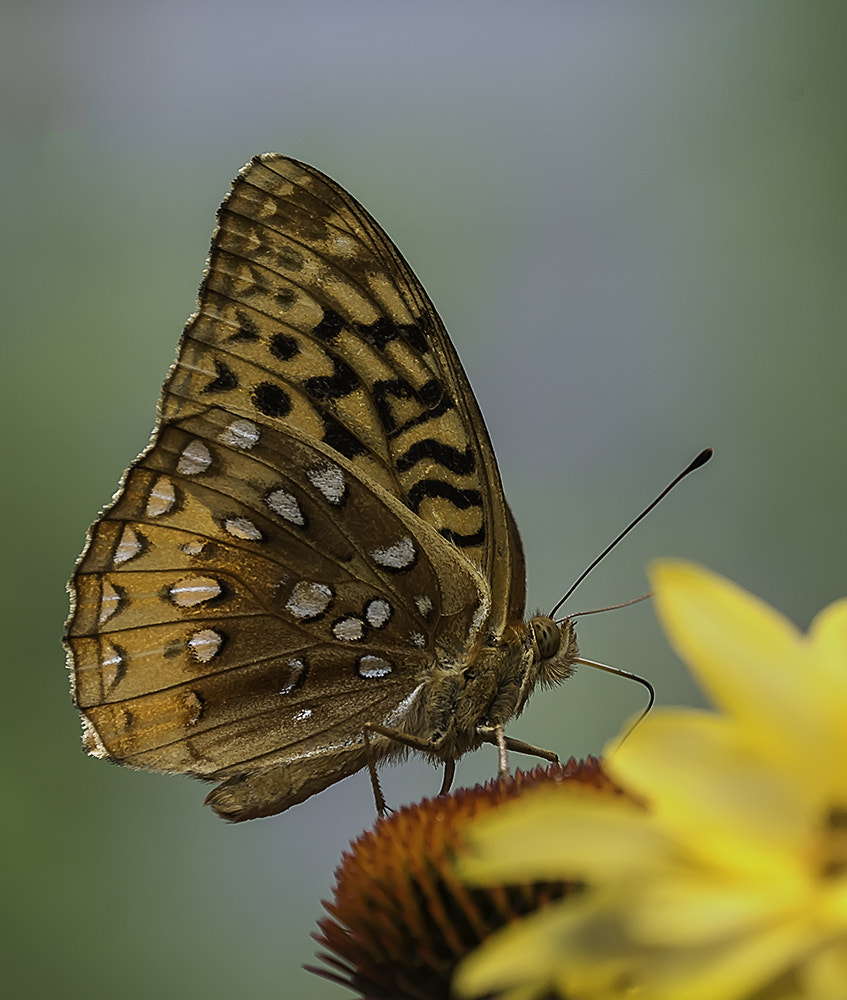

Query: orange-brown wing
[163,154,526,626]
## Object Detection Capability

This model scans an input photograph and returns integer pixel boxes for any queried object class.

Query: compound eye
[530,616,561,660]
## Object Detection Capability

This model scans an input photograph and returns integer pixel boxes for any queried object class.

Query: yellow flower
[455,561,847,1000]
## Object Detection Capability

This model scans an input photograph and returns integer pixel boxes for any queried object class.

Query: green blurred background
[3,2,846,997]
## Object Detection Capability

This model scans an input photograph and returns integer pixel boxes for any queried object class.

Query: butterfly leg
[363,720,439,754]
[493,724,508,777]
[363,725,389,815]
[502,735,559,764]
[478,727,559,769]
[362,721,453,805]
[438,759,456,796]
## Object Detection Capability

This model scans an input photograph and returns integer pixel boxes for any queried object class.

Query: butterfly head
[527,614,579,692]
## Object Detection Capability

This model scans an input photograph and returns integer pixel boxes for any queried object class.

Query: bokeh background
[3,2,846,997]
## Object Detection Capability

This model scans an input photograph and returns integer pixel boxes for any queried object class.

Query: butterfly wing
[165,155,527,626]
[66,155,526,812]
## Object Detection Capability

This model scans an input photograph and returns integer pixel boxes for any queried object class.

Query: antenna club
[548,446,713,619]
[687,447,713,473]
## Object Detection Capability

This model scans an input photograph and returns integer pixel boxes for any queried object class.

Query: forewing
[164,154,527,624]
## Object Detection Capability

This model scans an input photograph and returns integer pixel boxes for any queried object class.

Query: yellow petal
[454,898,629,1000]
[799,939,847,999]
[608,709,812,863]
[458,890,816,1000]
[630,871,808,946]
[459,789,664,886]
[633,913,818,1000]
[649,561,832,793]
[806,599,847,775]
[453,905,570,1000]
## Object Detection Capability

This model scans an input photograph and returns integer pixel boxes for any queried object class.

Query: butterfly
[65,154,582,821]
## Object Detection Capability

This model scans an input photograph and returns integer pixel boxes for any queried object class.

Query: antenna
[571,592,651,617]
[549,447,712,619]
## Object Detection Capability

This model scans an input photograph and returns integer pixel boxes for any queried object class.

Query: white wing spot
[286,581,332,619]
[223,516,263,541]
[99,580,122,624]
[101,643,126,691]
[365,598,392,629]
[187,629,224,663]
[358,655,394,679]
[410,631,426,648]
[114,526,143,565]
[307,462,346,506]
[219,419,260,450]
[294,707,313,721]
[177,439,212,475]
[415,595,434,618]
[169,576,222,607]
[266,488,305,526]
[280,658,306,695]
[146,477,177,516]
[370,536,416,571]
[332,617,365,641]
[181,539,206,556]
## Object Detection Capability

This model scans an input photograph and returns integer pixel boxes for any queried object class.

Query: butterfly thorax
[400,615,578,762]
